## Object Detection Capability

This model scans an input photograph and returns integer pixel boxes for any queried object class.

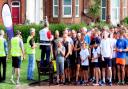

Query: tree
[88,0,101,22]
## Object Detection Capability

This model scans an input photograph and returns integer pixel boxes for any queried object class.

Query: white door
[110,0,120,26]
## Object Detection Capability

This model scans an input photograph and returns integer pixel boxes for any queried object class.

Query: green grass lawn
[0,44,44,89]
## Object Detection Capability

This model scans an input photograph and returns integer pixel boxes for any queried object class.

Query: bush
[14,24,42,43]
[0,22,111,43]
[69,23,87,31]
[122,17,128,25]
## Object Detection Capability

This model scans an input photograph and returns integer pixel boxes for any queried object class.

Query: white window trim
[75,0,79,17]
[101,0,106,21]
[53,0,59,18]
[63,0,72,18]
[110,0,120,26]
[123,0,127,17]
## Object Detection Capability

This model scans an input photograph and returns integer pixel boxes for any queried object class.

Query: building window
[123,0,127,18]
[111,0,120,21]
[53,0,59,17]
[101,0,106,21]
[63,0,72,17]
[75,0,79,17]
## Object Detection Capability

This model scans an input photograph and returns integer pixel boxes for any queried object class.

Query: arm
[65,43,71,58]
[74,41,80,51]
[60,47,65,57]
[20,39,25,59]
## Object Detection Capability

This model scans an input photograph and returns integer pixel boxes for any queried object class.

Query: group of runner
[52,25,128,86]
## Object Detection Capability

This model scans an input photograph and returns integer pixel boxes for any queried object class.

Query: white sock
[103,77,105,83]
[109,78,112,82]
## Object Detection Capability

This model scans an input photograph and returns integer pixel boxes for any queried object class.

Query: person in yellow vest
[10,30,25,85]
[0,30,8,82]
[27,28,36,80]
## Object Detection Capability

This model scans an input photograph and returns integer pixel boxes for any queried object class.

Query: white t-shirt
[110,38,117,58]
[92,46,100,62]
[80,48,89,66]
[100,38,112,57]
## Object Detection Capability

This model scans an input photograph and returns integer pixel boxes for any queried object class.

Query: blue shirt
[116,38,128,59]
[84,35,91,45]
[125,39,128,56]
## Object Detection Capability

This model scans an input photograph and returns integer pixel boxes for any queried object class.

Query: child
[92,42,101,86]
[80,42,90,85]
[56,39,65,84]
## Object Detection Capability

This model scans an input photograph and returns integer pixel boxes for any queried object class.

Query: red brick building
[44,0,128,25]
[0,0,26,24]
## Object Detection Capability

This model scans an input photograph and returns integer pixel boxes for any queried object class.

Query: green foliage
[14,24,42,43]
[49,23,66,35]
[95,21,112,30]
[122,17,128,26]
[88,0,101,21]
[69,23,87,31]
[0,22,112,43]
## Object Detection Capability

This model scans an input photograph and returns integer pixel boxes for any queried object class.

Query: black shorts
[64,58,70,69]
[70,55,76,68]
[12,56,21,68]
[92,62,99,68]
[104,57,112,67]
[112,58,116,66]
[99,61,106,68]
[81,66,89,70]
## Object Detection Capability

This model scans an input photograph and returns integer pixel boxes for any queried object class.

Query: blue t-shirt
[116,38,128,59]
[125,39,128,57]
[84,35,90,45]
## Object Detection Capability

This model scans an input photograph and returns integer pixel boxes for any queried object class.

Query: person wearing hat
[39,16,53,66]
[10,30,25,84]
[27,28,36,80]
[0,30,8,82]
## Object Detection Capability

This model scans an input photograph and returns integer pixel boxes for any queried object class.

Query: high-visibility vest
[39,27,52,45]
[11,37,21,56]
[0,38,6,57]
[26,36,35,54]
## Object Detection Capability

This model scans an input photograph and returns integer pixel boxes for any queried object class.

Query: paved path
[24,85,128,89]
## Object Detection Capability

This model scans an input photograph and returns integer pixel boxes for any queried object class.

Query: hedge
[0,21,112,43]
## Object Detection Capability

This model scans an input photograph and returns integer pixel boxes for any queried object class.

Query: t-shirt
[100,38,112,57]
[84,35,91,45]
[80,48,89,66]
[116,38,128,59]
[110,38,117,58]
[90,37,101,45]
[63,41,70,58]
[29,38,35,47]
[56,46,65,62]
[92,46,100,62]
[125,39,128,57]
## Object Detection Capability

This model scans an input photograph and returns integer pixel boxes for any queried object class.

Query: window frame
[101,0,106,21]
[63,0,72,18]
[53,0,59,18]
[75,0,79,17]
[123,0,127,18]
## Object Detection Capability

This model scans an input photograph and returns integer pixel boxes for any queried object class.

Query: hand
[102,56,104,61]
[91,58,95,62]
[119,49,122,52]
[22,53,25,60]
